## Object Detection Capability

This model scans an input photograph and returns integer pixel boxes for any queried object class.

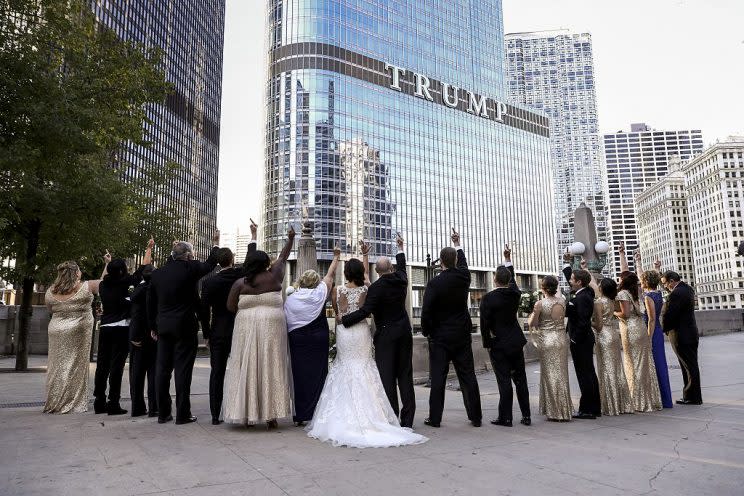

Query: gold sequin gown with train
[44,283,95,413]
[532,295,573,421]
[222,291,293,423]
[617,290,662,413]
[594,297,634,415]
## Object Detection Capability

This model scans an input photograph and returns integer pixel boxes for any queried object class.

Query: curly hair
[243,250,271,286]
[641,270,661,290]
[296,270,321,289]
[51,261,81,295]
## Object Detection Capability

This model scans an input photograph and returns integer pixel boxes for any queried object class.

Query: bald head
[375,256,393,275]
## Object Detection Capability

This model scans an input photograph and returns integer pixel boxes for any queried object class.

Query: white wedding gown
[306,285,428,448]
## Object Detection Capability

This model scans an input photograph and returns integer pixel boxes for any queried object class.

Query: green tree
[0,0,177,370]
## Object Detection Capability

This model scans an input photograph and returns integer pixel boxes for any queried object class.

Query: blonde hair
[51,261,81,295]
[295,270,321,289]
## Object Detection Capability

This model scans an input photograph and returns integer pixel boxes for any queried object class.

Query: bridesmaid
[638,264,674,409]
[528,275,573,421]
[591,278,633,415]
[44,254,109,413]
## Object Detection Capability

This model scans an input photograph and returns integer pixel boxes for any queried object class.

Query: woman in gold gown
[44,256,108,414]
[591,278,633,416]
[528,275,573,421]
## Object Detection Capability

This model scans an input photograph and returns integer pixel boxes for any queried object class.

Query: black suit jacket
[479,265,526,352]
[129,281,150,342]
[420,248,473,343]
[562,266,595,345]
[342,252,411,335]
[662,281,699,344]
[198,243,254,340]
[147,247,219,338]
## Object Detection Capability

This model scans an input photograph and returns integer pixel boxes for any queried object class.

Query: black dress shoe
[676,399,703,405]
[107,404,128,416]
[520,417,531,426]
[93,400,107,414]
[157,415,173,424]
[175,415,197,425]
[572,412,597,420]
[148,411,159,418]
[424,418,440,428]
[131,410,147,418]
[471,419,482,427]
[211,419,223,426]
[490,418,513,427]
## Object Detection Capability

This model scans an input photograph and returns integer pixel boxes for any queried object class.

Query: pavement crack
[644,437,682,494]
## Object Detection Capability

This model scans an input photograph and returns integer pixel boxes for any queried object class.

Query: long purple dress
[645,290,673,408]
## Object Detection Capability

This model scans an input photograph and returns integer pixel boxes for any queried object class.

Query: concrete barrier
[0,305,51,355]
[695,309,743,336]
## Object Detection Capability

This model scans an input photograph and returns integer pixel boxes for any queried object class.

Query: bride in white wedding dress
[306,255,427,448]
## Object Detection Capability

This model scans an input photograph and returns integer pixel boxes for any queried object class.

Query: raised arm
[618,241,629,273]
[142,237,154,266]
[361,240,371,286]
[452,228,468,270]
[580,258,600,296]
[243,218,258,266]
[270,226,295,281]
[633,250,644,280]
[88,251,112,295]
[503,244,519,291]
[561,249,572,283]
[323,246,341,292]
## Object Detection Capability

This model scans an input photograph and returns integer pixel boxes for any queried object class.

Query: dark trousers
[428,339,482,424]
[489,347,531,421]
[93,326,130,405]
[570,340,601,415]
[129,339,157,415]
[209,335,232,421]
[374,326,416,427]
[156,333,198,421]
[669,332,702,403]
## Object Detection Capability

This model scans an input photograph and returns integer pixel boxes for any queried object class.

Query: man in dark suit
[148,232,219,425]
[129,264,157,417]
[420,228,482,428]
[199,225,256,425]
[562,254,601,419]
[342,234,416,427]
[661,271,702,405]
[480,244,530,427]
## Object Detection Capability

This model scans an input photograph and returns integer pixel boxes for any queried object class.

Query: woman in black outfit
[94,239,153,415]
[129,264,157,417]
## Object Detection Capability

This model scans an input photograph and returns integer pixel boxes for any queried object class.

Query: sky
[217,0,744,233]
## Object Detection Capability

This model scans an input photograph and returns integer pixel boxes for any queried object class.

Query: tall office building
[684,137,744,310]
[505,30,607,265]
[635,156,696,286]
[263,0,557,316]
[604,124,703,274]
[90,1,226,256]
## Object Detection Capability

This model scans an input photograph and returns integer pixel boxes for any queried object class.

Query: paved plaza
[1,332,743,496]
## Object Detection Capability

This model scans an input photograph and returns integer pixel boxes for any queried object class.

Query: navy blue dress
[645,291,673,408]
[288,311,330,422]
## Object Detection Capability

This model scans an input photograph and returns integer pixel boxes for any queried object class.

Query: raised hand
[333,245,342,258]
[212,230,220,245]
[654,260,662,271]
[147,236,155,250]
[103,250,112,264]
[359,240,370,255]
[451,227,460,247]
[563,248,572,264]
[503,243,512,261]
[395,232,404,251]
[288,225,296,238]
[617,241,625,254]
[249,218,258,237]
[580,257,588,270]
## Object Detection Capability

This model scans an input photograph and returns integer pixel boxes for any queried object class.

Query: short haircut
[573,269,592,287]
[297,269,321,289]
[440,247,456,269]
[215,247,234,267]
[599,277,618,300]
[495,266,511,285]
[542,275,559,296]
[641,270,661,289]
[172,241,194,261]
[662,270,681,282]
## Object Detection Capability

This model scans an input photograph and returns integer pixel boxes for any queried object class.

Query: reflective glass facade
[263,0,557,288]
[90,1,226,256]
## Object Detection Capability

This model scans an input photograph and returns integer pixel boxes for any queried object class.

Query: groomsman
[479,244,531,427]
[421,228,482,428]
[148,232,220,425]
[562,253,601,419]
[199,222,256,425]
[661,271,702,405]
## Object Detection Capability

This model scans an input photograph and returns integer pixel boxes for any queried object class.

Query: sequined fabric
[221,292,293,423]
[43,284,94,414]
[594,297,634,416]
[532,295,573,421]
[617,290,662,412]
[306,286,427,448]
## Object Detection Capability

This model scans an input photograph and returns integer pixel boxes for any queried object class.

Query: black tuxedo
[342,251,415,427]
[562,266,601,416]
[480,264,530,421]
[198,244,252,421]
[662,281,702,403]
[128,281,157,416]
[148,247,218,422]
[420,248,482,425]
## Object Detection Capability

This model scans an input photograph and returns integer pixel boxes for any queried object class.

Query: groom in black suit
[479,244,531,427]
[562,254,601,419]
[342,235,416,428]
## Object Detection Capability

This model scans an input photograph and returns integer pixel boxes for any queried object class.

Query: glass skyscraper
[263,0,556,314]
[90,1,226,256]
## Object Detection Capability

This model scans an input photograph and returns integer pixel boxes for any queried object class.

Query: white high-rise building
[219,228,252,264]
[506,30,607,264]
[604,124,704,274]
[635,156,695,285]
[684,137,744,310]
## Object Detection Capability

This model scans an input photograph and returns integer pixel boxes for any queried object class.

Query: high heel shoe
[267,419,278,429]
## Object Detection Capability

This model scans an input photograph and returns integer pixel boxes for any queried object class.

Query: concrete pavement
[1,333,743,496]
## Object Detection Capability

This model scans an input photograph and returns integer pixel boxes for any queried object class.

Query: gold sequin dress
[617,290,662,413]
[44,283,94,414]
[222,292,293,423]
[532,295,573,421]
[593,297,634,416]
